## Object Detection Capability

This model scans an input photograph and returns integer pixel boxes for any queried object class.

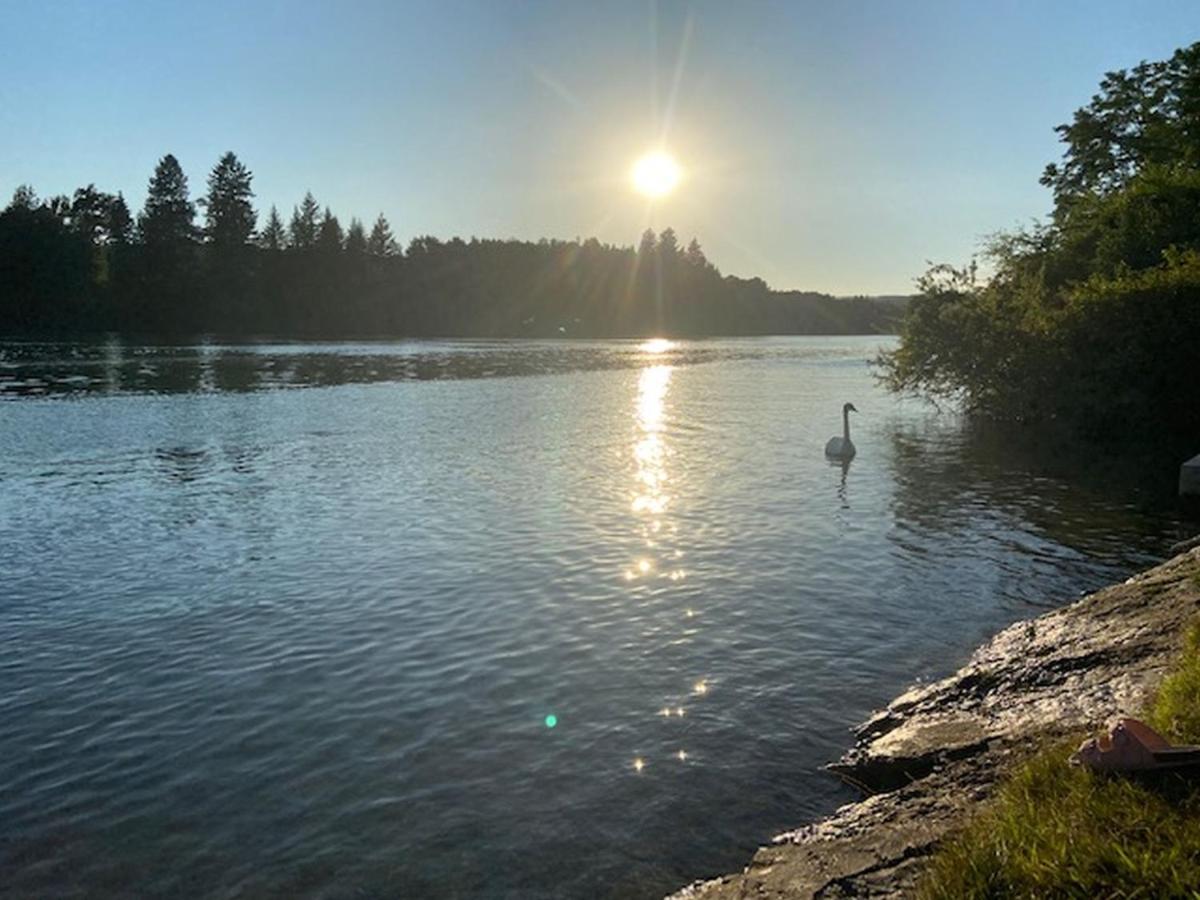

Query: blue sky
[2,0,1198,294]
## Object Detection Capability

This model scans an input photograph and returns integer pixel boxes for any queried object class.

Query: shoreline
[669,542,1200,899]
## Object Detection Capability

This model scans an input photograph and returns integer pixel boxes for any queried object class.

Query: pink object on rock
[1069,717,1200,772]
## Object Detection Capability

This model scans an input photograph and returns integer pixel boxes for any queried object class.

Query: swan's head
[843,402,858,414]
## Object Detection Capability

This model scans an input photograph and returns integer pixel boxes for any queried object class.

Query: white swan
[824,402,858,459]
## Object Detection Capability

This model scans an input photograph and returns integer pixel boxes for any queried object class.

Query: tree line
[879,41,1200,448]
[0,153,901,338]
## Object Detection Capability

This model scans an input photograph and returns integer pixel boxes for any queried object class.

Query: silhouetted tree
[109,194,133,245]
[368,214,398,256]
[196,152,259,328]
[9,184,38,210]
[886,39,1200,446]
[202,152,256,247]
[258,205,286,251]
[406,235,440,257]
[131,154,198,328]
[345,218,367,257]
[1,156,904,340]
[317,208,344,252]
[68,184,130,290]
[1042,42,1200,207]
[70,185,130,249]
[658,227,678,258]
[69,185,106,243]
[342,217,370,311]
[1,187,93,331]
[289,192,320,249]
[138,154,195,248]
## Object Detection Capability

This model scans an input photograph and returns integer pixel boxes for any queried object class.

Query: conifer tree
[259,205,286,250]
[108,194,133,245]
[367,213,398,256]
[138,154,195,247]
[317,207,344,252]
[202,152,256,247]
[344,218,367,256]
[289,192,320,249]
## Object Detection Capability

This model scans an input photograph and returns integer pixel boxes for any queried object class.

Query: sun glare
[639,338,673,354]
[631,151,682,198]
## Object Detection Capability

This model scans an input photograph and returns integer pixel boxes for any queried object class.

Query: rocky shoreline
[669,543,1200,899]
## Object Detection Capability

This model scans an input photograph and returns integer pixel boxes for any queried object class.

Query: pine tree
[344,218,367,256]
[289,192,320,249]
[202,152,256,247]
[108,194,133,245]
[317,207,344,252]
[367,213,397,256]
[684,238,707,268]
[138,154,196,247]
[258,205,286,250]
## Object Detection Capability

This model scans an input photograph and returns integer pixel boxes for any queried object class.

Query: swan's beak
[848,404,859,413]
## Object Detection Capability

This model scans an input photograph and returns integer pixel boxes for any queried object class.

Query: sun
[631,151,682,199]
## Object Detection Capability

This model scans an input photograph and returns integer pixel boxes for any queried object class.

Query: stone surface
[667,546,1200,900]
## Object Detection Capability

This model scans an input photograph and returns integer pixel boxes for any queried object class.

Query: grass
[918,621,1200,900]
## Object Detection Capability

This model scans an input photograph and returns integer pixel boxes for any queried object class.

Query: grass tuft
[1149,621,1200,744]
[919,620,1200,899]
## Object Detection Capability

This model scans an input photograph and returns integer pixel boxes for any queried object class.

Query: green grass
[919,622,1200,900]
[1149,621,1200,745]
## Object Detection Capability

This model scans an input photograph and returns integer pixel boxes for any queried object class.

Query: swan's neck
[843,408,851,443]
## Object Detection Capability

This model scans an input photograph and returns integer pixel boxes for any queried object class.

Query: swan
[824,402,858,459]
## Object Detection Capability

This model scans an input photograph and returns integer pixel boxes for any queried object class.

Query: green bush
[881,43,1200,448]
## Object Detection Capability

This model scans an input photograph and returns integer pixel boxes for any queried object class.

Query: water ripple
[0,337,1187,899]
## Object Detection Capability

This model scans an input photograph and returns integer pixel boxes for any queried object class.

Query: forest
[880,41,1200,448]
[0,157,902,339]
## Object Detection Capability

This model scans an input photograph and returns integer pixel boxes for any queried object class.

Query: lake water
[0,337,1189,899]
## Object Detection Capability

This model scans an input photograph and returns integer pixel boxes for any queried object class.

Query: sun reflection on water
[632,365,672,519]
[639,338,674,355]
[625,358,713,772]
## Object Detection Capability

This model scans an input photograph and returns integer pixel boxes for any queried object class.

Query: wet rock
[1170,533,1200,555]
[667,546,1200,899]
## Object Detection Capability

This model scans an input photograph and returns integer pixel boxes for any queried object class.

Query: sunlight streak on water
[639,338,674,355]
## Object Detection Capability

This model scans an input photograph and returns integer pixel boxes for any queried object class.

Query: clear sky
[2,0,1198,294]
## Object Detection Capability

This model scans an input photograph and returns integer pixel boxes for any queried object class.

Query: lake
[0,337,1188,899]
